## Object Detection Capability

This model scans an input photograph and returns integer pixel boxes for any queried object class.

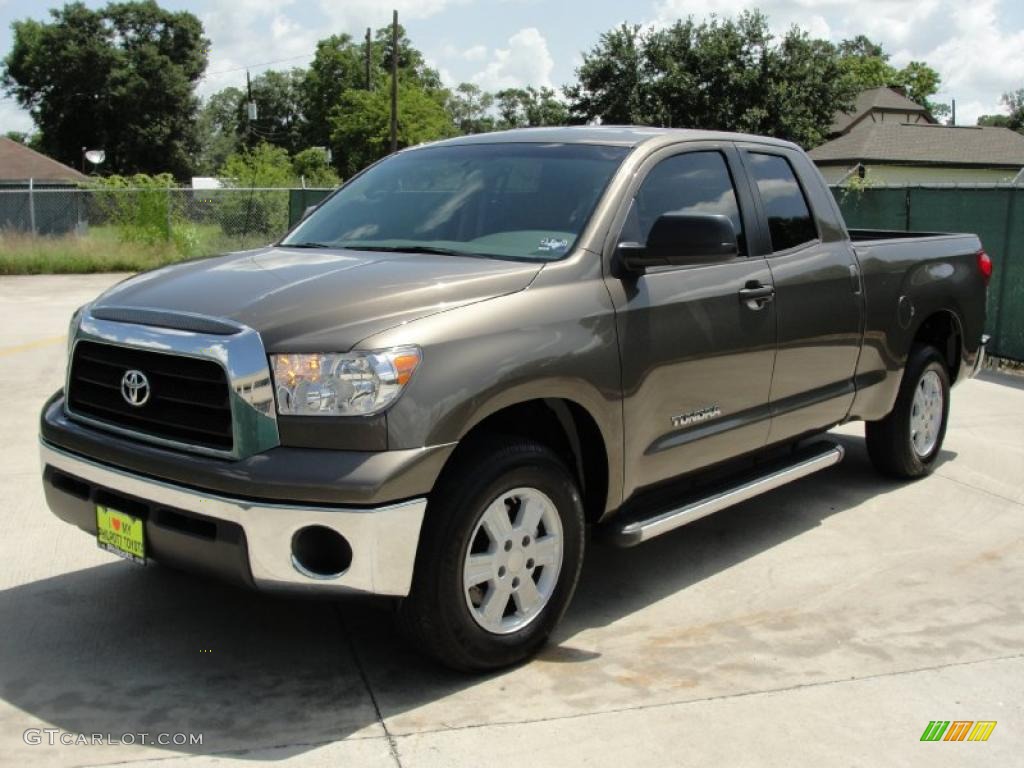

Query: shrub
[91,173,180,246]
[216,144,296,238]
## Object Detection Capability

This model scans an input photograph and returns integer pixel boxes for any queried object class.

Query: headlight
[270,347,421,416]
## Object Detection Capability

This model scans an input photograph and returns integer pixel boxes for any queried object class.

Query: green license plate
[96,505,146,564]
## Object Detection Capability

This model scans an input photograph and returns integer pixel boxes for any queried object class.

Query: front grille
[67,340,233,451]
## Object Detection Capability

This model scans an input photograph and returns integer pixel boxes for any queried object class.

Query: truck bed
[848,228,963,242]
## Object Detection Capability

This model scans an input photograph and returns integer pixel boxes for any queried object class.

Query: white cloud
[197,0,471,100]
[317,0,470,31]
[471,28,554,91]
[923,1,1024,122]
[198,1,319,98]
[0,98,34,133]
[462,44,488,62]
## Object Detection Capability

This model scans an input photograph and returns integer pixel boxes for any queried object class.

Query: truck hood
[92,246,543,352]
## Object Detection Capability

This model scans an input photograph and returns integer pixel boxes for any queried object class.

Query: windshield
[281,142,630,261]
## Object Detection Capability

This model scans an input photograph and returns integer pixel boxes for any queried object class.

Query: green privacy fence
[287,188,334,231]
[832,185,1023,361]
[286,186,1023,361]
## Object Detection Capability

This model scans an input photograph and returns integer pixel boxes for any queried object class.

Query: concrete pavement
[0,274,1021,767]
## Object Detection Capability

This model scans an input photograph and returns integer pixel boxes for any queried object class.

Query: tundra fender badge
[671,405,722,428]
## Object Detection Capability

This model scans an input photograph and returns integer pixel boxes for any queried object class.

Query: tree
[373,23,444,91]
[2,0,208,178]
[896,61,942,109]
[977,89,1024,133]
[495,87,569,128]
[195,86,243,175]
[836,36,945,114]
[292,147,339,187]
[329,78,455,177]
[217,143,295,236]
[977,114,1012,128]
[302,25,445,154]
[837,35,886,59]
[446,83,495,134]
[302,34,367,149]
[566,12,858,148]
[4,130,44,151]
[244,68,307,155]
[565,24,650,125]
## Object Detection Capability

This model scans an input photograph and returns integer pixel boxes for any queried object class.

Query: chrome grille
[67,340,233,451]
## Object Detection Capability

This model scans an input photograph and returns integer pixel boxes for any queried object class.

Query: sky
[2,0,1023,135]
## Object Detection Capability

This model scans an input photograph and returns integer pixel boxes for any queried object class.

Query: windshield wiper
[340,244,482,258]
[278,242,333,249]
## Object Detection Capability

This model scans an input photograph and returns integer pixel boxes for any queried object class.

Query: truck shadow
[0,433,954,760]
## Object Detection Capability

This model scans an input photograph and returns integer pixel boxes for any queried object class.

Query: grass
[0,225,273,275]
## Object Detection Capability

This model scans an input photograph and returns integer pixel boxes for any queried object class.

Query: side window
[747,153,818,252]
[622,151,746,256]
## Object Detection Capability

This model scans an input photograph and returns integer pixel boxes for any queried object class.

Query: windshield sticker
[536,238,569,253]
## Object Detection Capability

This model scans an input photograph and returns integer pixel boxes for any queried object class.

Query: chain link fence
[0,186,333,256]
[3,184,1019,361]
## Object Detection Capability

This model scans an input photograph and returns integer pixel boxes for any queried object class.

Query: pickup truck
[40,127,990,670]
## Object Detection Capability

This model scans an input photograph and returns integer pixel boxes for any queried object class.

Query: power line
[201,52,317,81]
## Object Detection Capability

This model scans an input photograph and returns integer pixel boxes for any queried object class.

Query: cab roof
[424,125,800,151]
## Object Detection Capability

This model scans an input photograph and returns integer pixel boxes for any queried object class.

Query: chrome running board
[608,441,845,547]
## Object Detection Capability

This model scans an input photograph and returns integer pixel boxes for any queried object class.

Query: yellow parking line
[0,335,66,357]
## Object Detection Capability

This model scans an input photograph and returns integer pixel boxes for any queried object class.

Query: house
[809,86,1024,184]
[827,85,937,137]
[0,137,89,234]
[0,136,89,186]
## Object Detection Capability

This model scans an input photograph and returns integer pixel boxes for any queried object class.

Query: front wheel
[866,344,951,478]
[398,437,585,671]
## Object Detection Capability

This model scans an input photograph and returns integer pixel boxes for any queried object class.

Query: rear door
[737,147,863,443]
[604,143,778,499]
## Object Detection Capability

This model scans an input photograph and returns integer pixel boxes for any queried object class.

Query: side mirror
[618,213,739,271]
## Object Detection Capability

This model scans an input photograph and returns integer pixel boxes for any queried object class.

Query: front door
[604,144,778,499]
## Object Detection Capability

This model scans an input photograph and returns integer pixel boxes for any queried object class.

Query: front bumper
[41,440,427,596]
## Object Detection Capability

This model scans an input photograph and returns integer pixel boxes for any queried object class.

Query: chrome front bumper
[40,441,427,596]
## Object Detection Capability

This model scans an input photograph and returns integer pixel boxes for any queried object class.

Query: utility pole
[245,70,258,141]
[390,10,399,153]
[365,27,372,90]
[951,99,957,126]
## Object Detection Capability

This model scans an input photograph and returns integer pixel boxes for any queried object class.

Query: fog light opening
[291,525,352,580]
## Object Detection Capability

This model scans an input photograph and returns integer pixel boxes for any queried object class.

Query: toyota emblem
[120,369,150,407]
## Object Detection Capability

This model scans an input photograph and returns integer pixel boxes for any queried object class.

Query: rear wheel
[866,344,951,478]
[398,437,585,671]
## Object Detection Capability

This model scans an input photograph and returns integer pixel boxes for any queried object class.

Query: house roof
[808,121,1024,168]
[0,137,89,183]
[830,86,934,135]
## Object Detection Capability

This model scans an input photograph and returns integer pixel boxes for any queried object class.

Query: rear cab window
[746,153,819,252]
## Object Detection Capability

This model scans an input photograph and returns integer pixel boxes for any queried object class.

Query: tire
[865,344,951,479]
[397,436,585,671]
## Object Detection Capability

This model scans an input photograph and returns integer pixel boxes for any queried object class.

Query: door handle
[738,283,775,309]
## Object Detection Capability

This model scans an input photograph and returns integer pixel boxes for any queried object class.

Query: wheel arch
[433,396,617,525]
[911,308,964,382]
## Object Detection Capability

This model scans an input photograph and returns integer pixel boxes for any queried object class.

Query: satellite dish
[84,150,106,166]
